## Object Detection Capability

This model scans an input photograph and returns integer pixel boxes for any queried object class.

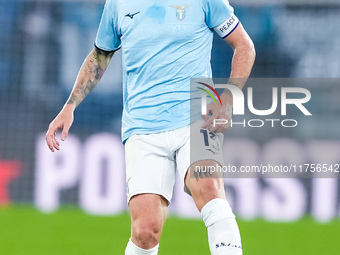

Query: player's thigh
[125,134,176,203]
[176,121,224,190]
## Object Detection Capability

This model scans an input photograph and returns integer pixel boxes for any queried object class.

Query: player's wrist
[62,103,76,112]
[221,83,238,99]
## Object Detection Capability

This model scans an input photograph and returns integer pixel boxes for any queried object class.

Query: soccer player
[46,0,255,254]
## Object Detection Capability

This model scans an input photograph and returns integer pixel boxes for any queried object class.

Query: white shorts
[124,120,224,203]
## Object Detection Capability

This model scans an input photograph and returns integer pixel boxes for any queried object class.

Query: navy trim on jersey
[94,44,121,53]
[222,21,240,39]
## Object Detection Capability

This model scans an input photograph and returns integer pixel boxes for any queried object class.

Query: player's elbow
[249,39,256,60]
[243,37,256,62]
[232,35,256,62]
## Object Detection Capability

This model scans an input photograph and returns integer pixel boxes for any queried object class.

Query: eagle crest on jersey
[170,4,192,20]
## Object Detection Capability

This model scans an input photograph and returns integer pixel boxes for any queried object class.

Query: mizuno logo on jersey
[170,4,192,20]
[125,11,140,19]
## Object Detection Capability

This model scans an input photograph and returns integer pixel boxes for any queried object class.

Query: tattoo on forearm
[67,48,114,107]
[222,88,233,98]
[67,80,96,106]
[222,83,239,98]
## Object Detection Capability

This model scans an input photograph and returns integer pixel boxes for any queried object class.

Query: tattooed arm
[202,23,255,133]
[66,47,114,107]
[46,47,115,152]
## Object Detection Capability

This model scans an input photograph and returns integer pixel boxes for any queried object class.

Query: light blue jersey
[95,0,239,142]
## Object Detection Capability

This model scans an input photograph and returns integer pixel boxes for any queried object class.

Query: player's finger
[46,123,59,150]
[45,132,56,152]
[209,123,224,133]
[202,104,213,122]
[52,134,60,147]
[202,113,217,128]
[202,111,218,129]
[202,114,209,122]
[201,117,213,129]
[212,123,227,133]
[61,122,71,141]
[208,125,219,133]
[52,136,60,151]
[210,117,231,133]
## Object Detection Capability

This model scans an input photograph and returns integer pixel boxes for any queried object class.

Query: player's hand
[45,104,75,152]
[201,93,232,133]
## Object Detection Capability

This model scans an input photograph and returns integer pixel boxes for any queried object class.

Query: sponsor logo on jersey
[170,4,192,20]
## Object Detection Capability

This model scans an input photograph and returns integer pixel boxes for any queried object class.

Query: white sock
[201,198,243,255]
[125,238,159,255]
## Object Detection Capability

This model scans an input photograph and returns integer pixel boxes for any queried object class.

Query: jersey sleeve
[203,0,240,39]
[95,0,121,52]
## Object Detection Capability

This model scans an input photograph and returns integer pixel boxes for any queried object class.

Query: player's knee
[133,221,161,249]
[135,228,159,248]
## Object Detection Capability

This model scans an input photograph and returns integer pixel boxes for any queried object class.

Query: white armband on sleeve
[214,14,240,39]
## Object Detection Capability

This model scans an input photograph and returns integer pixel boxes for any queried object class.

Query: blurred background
[0,0,340,254]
